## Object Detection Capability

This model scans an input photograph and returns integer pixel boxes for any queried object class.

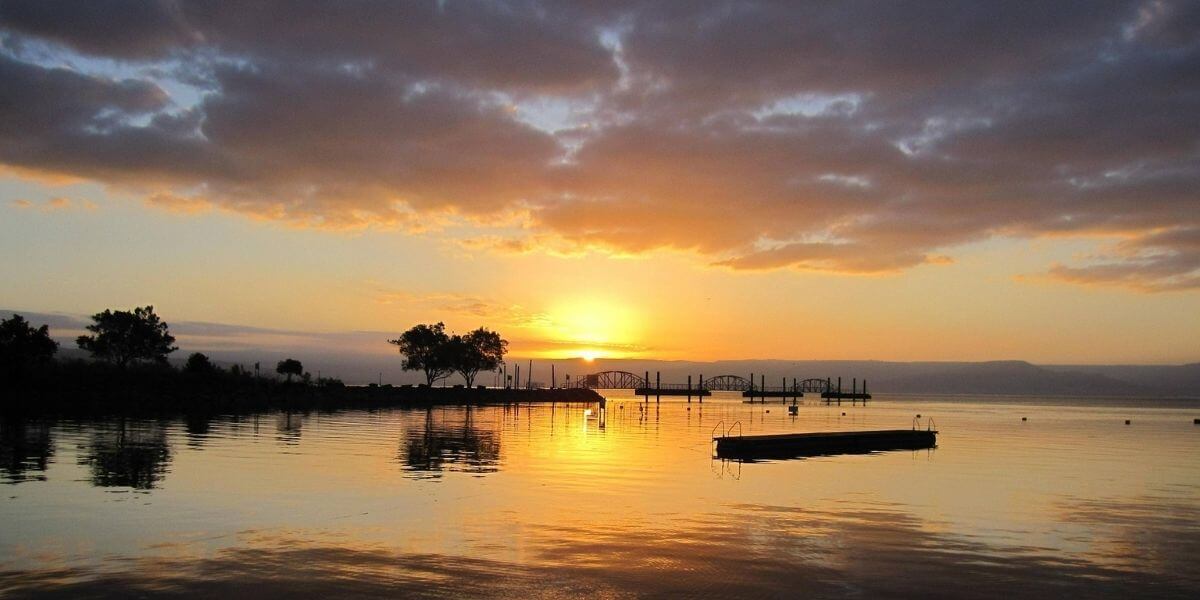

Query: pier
[571,370,870,403]
[714,429,937,460]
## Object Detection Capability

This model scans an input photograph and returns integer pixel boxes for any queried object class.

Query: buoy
[916,414,921,418]
[1125,420,1131,425]
[1194,418,1199,424]
[1022,417,1027,421]
[841,412,846,416]
[765,409,770,413]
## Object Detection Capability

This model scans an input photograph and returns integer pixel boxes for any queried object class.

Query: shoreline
[2,376,605,418]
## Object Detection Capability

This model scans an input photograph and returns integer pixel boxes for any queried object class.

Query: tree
[184,352,216,374]
[387,323,453,386]
[0,314,59,374]
[448,328,508,387]
[276,358,303,383]
[76,306,176,367]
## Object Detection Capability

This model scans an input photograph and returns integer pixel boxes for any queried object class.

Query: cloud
[1,1,1198,290]
[8,195,97,212]
[374,289,555,330]
[144,192,210,215]
[1046,227,1200,291]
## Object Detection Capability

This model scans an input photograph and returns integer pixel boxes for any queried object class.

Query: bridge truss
[576,370,646,389]
[572,372,834,394]
[703,375,751,391]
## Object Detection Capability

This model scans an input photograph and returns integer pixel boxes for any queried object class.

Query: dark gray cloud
[1,0,1198,289]
[0,0,195,58]
[0,0,617,91]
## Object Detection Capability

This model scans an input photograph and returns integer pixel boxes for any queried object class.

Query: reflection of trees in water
[400,408,500,479]
[77,420,171,489]
[185,414,212,450]
[0,419,55,483]
[276,412,303,445]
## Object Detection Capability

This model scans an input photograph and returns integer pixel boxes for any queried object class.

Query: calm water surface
[2,393,1198,598]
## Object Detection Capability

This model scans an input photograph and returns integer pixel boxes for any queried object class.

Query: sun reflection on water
[1,396,1199,598]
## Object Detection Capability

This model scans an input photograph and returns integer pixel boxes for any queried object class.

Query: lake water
[2,393,1199,598]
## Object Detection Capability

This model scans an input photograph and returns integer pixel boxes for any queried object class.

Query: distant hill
[38,352,1200,398]
[8,308,1197,397]
[1041,363,1200,398]
[880,361,1150,396]
[571,359,1188,398]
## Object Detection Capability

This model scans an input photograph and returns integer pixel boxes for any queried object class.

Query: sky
[0,0,1198,365]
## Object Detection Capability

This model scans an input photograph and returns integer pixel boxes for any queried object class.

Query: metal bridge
[568,370,870,402]
[571,371,840,395]
[579,370,646,390]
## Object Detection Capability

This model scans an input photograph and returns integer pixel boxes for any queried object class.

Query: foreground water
[2,393,1198,598]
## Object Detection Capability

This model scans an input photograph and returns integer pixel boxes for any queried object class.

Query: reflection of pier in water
[572,371,872,403]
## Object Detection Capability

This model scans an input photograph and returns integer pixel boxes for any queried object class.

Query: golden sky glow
[0,3,1198,364]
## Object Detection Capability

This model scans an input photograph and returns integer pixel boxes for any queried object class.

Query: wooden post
[761,374,765,403]
[699,373,703,403]
[837,377,842,405]
[645,371,650,402]
[687,375,692,402]
[551,364,556,389]
[656,371,661,403]
[527,360,532,389]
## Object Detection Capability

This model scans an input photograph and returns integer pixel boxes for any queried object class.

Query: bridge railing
[633,382,707,391]
[568,375,835,394]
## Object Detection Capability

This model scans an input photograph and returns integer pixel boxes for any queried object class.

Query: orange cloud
[1,3,1198,291]
[8,196,97,212]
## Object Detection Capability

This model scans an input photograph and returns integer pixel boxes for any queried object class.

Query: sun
[529,297,644,359]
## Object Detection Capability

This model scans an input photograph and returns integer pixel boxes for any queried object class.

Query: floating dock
[742,390,803,398]
[715,429,936,460]
[821,392,872,400]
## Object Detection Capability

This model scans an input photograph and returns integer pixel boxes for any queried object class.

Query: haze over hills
[48,349,1200,400]
[14,309,1198,398]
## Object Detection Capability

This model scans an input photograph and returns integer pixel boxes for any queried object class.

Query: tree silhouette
[184,352,216,374]
[276,358,303,383]
[76,306,176,367]
[388,323,453,386]
[0,314,58,375]
[448,328,507,387]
